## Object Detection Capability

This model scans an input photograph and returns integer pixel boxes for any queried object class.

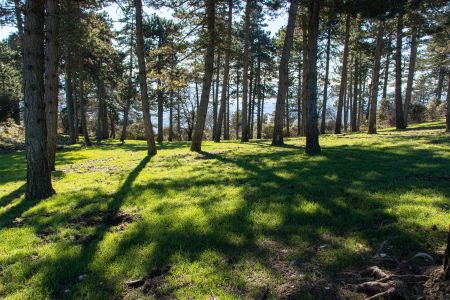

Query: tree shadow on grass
[2,141,449,298]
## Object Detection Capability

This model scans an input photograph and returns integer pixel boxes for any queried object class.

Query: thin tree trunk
[215,0,232,142]
[236,69,240,139]
[436,67,444,101]
[351,57,358,132]
[66,59,77,144]
[320,24,331,134]
[213,51,220,137]
[297,49,302,136]
[272,0,298,146]
[382,34,391,100]
[345,56,353,132]
[78,65,91,146]
[250,62,257,139]
[169,89,174,141]
[190,0,215,152]
[157,78,164,143]
[404,24,418,125]
[257,69,264,139]
[120,11,134,142]
[225,77,230,139]
[241,0,252,142]
[13,0,24,125]
[285,81,290,137]
[23,0,54,199]
[305,0,321,154]
[301,15,308,137]
[335,14,350,134]
[135,0,157,155]
[446,76,450,132]
[394,11,406,129]
[368,21,384,134]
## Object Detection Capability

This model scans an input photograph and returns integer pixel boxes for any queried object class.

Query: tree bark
[135,0,157,155]
[169,89,174,141]
[215,0,232,142]
[368,21,384,134]
[213,51,220,137]
[335,14,350,134]
[44,0,59,171]
[236,68,240,139]
[190,0,215,152]
[304,0,321,154]
[382,34,391,101]
[272,0,298,146]
[320,24,331,134]
[66,59,77,144]
[351,57,358,132]
[23,0,54,200]
[78,64,91,147]
[120,12,134,142]
[404,24,418,125]
[394,12,406,129]
[436,67,444,101]
[446,76,450,132]
[241,0,251,142]
[345,56,353,132]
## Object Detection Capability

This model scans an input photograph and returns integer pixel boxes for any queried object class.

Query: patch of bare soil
[68,209,141,232]
[124,265,175,299]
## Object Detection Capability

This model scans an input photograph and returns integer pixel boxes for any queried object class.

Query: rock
[125,278,145,288]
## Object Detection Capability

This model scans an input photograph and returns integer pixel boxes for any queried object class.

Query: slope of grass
[0,121,449,299]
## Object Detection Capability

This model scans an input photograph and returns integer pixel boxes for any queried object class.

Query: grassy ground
[0,121,449,299]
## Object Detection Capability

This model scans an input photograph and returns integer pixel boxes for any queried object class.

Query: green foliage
[0,121,449,298]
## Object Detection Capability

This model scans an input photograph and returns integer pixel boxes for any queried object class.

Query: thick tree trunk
[241,0,251,142]
[404,24,418,125]
[272,0,298,146]
[320,25,331,134]
[335,14,350,134]
[44,0,59,171]
[394,12,406,129]
[368,21,384,134]
[190,0,215,152]
[135,0,157,155]
[66,60,77,144]
[351,57,358,132]
[304,0,321,154]
[297,54,302,136]
[215,0,232,143]
[23,0,54,200]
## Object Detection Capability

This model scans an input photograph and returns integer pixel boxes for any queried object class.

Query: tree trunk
[225,77,230,139]
[320,24,331,134]
[272,0,298,146]
[23,0,54,200]
[215,0,232,143]
[404,24,418,125]
[44,0,59,171]
[78,66,92,147]
[368,21,384,134]
[382,34,391,101]
[241,0,252,142]
[351,57,358,132]
[345,57,353,132]
[213,51,220,137]
[96,78,107,141]
[135,0,157,155]
[335,14,351,134]
[190,0,215,152]
[301,15,308,137]
[304,0,321,154]
[157,78,164,143]
[394,12,406,129]
[436,67,444,101]
[169,89,174,141]
[446,76,450,132]
[13,0,24,125]
[236,68,240,139]
[120,12,134,142]
[66,59,77,144]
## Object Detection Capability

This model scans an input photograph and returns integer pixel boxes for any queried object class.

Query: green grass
[0,120,449,299]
